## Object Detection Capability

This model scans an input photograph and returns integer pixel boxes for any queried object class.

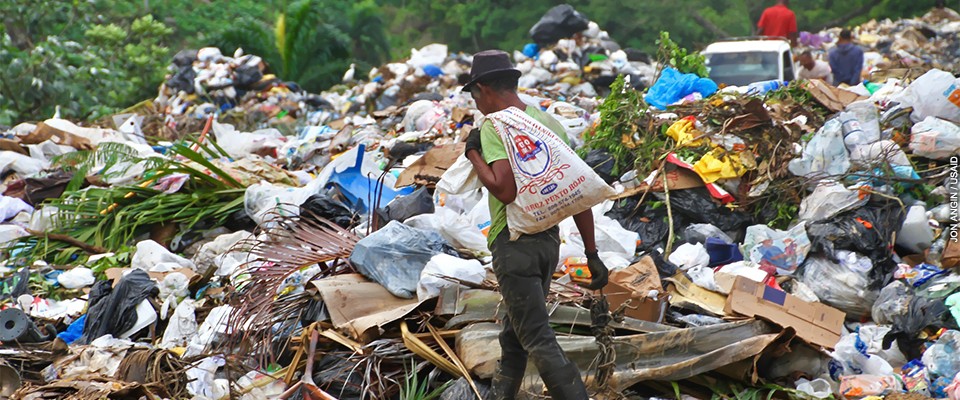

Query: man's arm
[572,210,598,253]
[466,151,517,204]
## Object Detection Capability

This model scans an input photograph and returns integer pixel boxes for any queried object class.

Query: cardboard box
[599,281,668,324]
[724,276,844,349]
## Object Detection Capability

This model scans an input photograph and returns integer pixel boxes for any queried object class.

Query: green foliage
[657,32,709,78]
[400,361,451,400]
[580,75,666,177]
[0,13,171,123]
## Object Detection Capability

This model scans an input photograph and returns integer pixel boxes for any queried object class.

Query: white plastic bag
[0,196,33,222]
[795,378,832,399]
[160,299,198,349]
[487,107,616,239]
[131,240,197,272]
[436,154,483,195]
[211,122,286,160]
[910,116,960,159]
[417,254,485,301]
[558,201,639,263]
[892,68,960,123]
[668,242,710,271]
[801,256,876,318]
[408,43,448,69]
[788,119,850,181]
[57,267,95,289]
[799,181,866,222]
[830,330,895,377]
[405,207,489,256]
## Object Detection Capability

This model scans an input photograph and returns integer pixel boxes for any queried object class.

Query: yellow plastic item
[692,148,746,183]
[665,117,708,147]
[559,257,592,279]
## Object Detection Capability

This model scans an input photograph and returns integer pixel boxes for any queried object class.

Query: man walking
[757,0,798,46]
[829,29,864,86]
[463,50,608,400]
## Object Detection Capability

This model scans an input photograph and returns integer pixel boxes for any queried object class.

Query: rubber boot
[487,362,525,400]
[540,362,589,400]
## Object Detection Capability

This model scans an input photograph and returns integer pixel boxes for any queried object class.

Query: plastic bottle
[897,205,935,255]
[927,230,949,267]
[746,80,783,96]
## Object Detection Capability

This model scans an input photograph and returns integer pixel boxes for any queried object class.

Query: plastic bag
[830,330,896,378]
[436,154,483,195]
[801,256,876,318]
[211,122,285,160]
[795,378,832,399]
[743,223,811,276]
[408,44,448,69]
[131,240,197,272]
[838,375,901,399]
[486,107,616,240]
[872,280,911,325]
[300,192,357,229]
[842,100,882,149]
[559,202,639,263]
[922,330,960,379]
[77,270,158,345]
[684,223,734,244]
[799,181,867,223]
[160,299,197,349]
[376,187,435,227]
[417,254,485,301]
[891,68,960,123]
[529,4,590,45]
[670,187,752,232]
[57,267,95,289]
[0,196,33,222]
[645,67,719,110]
[788,118,851,181]
[668,242,709,271]
[349,221,457,298]
[405,206,489,256]
[946,372,960,400]
[910,116,960,160]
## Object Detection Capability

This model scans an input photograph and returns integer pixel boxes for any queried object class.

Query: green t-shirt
[480,106,570,245]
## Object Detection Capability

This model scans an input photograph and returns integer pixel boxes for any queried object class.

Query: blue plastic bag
[57,314,86,345]
[645,67,718,110]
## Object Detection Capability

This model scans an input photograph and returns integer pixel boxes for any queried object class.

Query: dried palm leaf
[220,207,360,366]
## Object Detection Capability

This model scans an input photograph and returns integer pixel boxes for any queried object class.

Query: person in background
[463,49,607,400]
[757,0,798,46]
[828,29,864,86]
[797,51,832,82]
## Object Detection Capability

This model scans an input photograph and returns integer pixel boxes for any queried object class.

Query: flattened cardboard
[802,79,866,112]
[597,281,667,323]
[395,143,465,188]
[314,273,423,342]
[942,239,960,269]
[724,276,844,349]
[105,267,198,287]
[609,256,662,295]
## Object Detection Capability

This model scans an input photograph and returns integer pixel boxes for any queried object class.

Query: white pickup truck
[700,37,797,87]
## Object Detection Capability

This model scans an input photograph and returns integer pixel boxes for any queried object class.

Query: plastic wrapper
[910,116,960,159]
[349,221,457,299]
[801,256,876,318]
[668,242,709,271]
[743,223,811,276]
[839,375,902,399]
[795,378,832,399]
[896,263,949,288]
[77,269,159,345]
[901,359,931,396]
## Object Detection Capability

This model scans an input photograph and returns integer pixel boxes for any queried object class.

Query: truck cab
[701,38,796,87]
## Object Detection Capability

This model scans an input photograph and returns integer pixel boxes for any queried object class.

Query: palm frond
[221,207,360,366]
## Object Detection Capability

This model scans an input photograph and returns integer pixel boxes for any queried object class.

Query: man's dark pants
[489,226,588,399]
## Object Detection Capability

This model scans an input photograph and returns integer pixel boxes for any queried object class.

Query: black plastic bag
[882,293,948,361]
[583,149,618,184]
[171,49,198,68]
[166,66,197,94]
[806,199,905,290]
[375,187,435,228]
[77,269,158,345]
[606,197,676,252]
[670,188,753,232]
[234,64,263,89]
[529,4,590,45]
[313,354,364,400]
[23,171,74,206]
[349,221,457,298]
[300,192,358,229]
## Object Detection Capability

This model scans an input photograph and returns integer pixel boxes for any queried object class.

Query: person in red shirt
[757,0,798,46]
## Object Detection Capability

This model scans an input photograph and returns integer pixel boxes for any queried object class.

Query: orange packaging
[559,257,592,280]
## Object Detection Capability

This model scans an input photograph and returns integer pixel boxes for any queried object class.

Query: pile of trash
[0,4,959,400]
[798,6,960,76]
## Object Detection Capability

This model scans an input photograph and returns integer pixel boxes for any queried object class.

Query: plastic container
[896,205,935,255]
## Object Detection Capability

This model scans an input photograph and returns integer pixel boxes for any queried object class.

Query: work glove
[584,251,609,290]
[464,128,482,156]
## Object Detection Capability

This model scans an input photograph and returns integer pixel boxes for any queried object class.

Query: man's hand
[465,128,482,156]
[584,251,608,290]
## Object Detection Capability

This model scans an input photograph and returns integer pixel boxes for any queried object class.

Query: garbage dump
[1,3,960,400]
